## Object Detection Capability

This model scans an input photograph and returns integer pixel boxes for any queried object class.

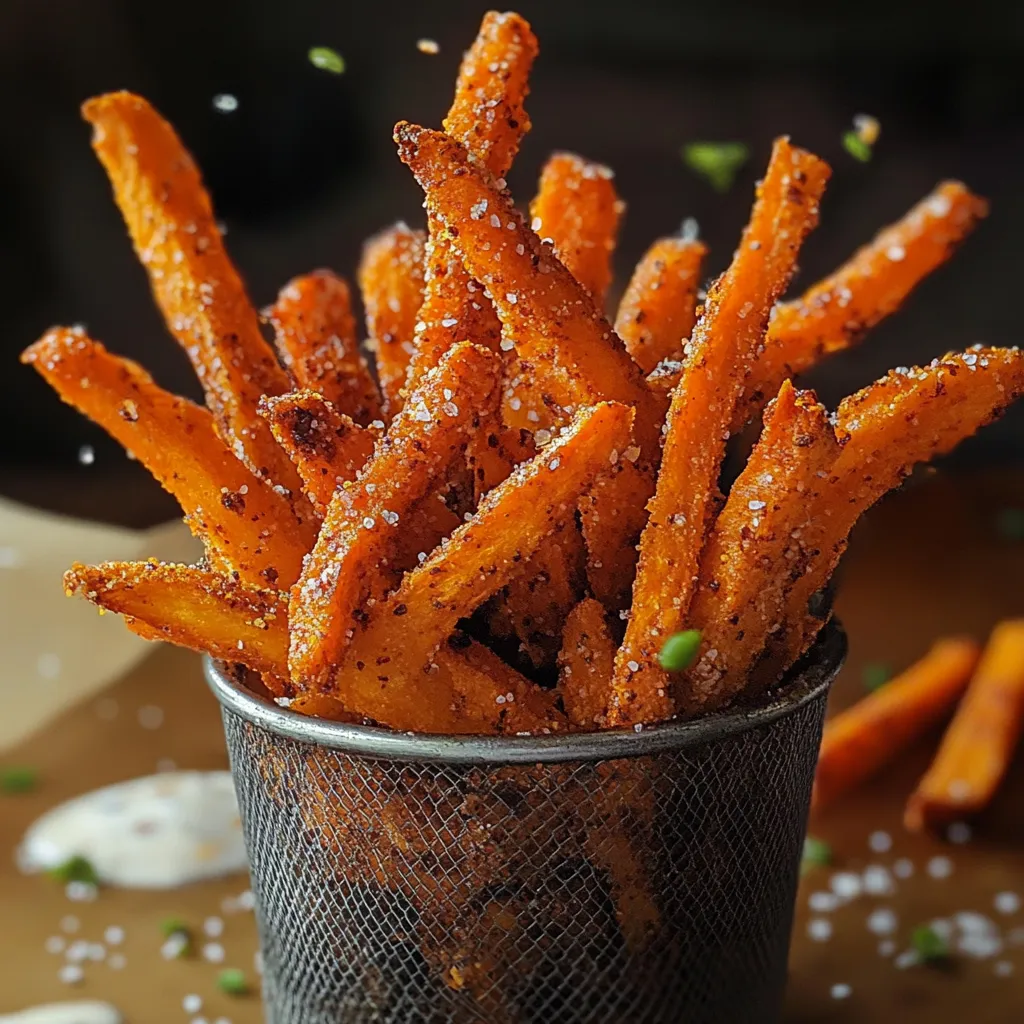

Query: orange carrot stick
[615,237,707,374]
[906,621,1024,831]
[812,637,981,812]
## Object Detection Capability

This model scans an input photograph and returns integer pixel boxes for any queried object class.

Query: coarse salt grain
[994,891,1020,915]
[212,93,239,113]
[808,891,840,913]
[203,942,226,963]
[830,871,863,901]
[416,38,440,54]
[868,830,892,853]
[862,864,894,895]
[58,964,84,985]
[184,994,203,1013]
[893,858,914,879]
[104,926,125,945]
[894,949,918,969]
[137,704,164,729]
[78,445,95,465]
[927,855,953,879]
[994,960,1015,977]
[877,939,896,957]
[807,918,832,941]
[830,983,852,1000]
[204,916,225,937]
[61,915,80,934]
[867,908,898,935]
[108,952,126,969]
[946,821,972,844]
[45,936,66,954]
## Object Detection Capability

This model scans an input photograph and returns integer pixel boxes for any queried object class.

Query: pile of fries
[29,11,1024,736]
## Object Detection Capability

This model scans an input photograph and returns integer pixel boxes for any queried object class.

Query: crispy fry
[81,92,303,495]
[610,138,831,725]
[812,637,981,811]
[267,269,382,426]
[258,391,376,514]
[287,692,364,722]
[395,122,663,458]
[338,402,634,723]
[467,426,535,503]
[23,328,314,587]
[615,237,707,374]
[772,346,1024,681]
[530,152,623,303]
[559,598,616,729]
[289,343,502,689]
[64,561,290,682]
[737,181,989,429]
[578,456,651,612]
[358,223,426,417]
[682,382,841,712]
[403,12,538,394]
[906,620,1024,830]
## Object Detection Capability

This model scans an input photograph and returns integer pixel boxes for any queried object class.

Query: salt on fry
[81,92,303,496]
[357,223,426,417]
[610,138,831,726]
[615,236,707,374]
[288,342,502,689]
[266,269,382,426]
[559,598,615,729]
[530,152,623,303]
[906,620,1024,831]
[23,328,315,588]
[258,391,376,514]
[813,637,981,811]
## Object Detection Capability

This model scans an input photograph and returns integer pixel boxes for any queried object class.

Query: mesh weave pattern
[218,633,840,1024]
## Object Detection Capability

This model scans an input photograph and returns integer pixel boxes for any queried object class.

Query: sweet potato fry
[736,181,988,429]
[559,598,616,729]
[81,92,302,495]
[266,269,382,426]
[288,343,501,689]
[338,402,634,722]
[258,391,376,514]
[466,426,535,504]
[23,328,314,587]
[357,223,426,417]
[772,346,1024,680]
[64,560,290,682]
[578,456,651,613]
[682,382,841,712]
[906,620,1024,831]
[395,122,663,458]
[615,237,707,374]
[610,138,831,725]
[530,152,623,303]
[812,637,981,811]
[403,11,538,394]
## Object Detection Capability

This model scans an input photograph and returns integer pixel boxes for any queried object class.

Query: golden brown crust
[559,597,616,729]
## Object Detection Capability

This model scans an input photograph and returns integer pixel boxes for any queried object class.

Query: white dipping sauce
[18,771,247,889]
[0,1003,121,1024]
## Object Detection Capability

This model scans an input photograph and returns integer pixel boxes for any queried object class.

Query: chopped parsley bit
[801,836,832,875]
[911,923,950,964]
[1,765,37,793]
[308,47,345,74]
[658,629,702,672]
[682,142,749,193]
[218,967,250,995]
[862,662,892,692]
[48,855,99,886]
[842,130,873,162]
[996,507,1024,541]
[160,915,191,938]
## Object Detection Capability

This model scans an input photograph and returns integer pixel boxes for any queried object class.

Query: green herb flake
[996,507,1024,541]
[911,923,950,963]
[47,855,99,886]
[658,629,703,673]
[682,142,749,193]
[1,766,37,793]
[862,662,892,692]
[218,967,250,995]
[160,915,190,938]
[801,836,832,874]
[842,130,872,162]
[308,47,345,74]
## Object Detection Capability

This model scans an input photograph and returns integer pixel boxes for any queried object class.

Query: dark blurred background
[3,0,1023,517]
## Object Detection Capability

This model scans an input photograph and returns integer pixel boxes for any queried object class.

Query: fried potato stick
[267,269,382,426]
[906,620,1024,831]
[358,223,426,417]
[610,138,831,725]
[813,637,981,811]
[258,391,376,514]
[559,597,616,729]
[530,152,623,303]
[289,343,501,689]
[24,328,314,588]
[403,11,538,394]
[615,236,707,374]
[82,92,303,495]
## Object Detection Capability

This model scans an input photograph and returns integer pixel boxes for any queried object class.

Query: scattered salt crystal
[548,458,560,471]
[830,983,852,1000]
[87,943,106,961]
[204,916,224,938]
[162,933,189,959]
[868,830,892,853]
[995,960,1015,977]
[238,890,255,910]
[0,546,21,568]
[930,918,954,940]
[108,952,126,969]
[747,500,766,511]
[254,949,264,974]
[863,864,894,896]
[995,892,1020,915]
[894,949,918,969]
[633,723,643,733]
[78,445,95,465]
[946,821,972,844]
[809,891,840,913]
[830,871,863,901]
[441,317,458,328]
[887,245,906,261]
[61,916,80,934]
[104,926,125,945]
[37,653,62,679]
[530,217,542,232]
[626,660,640,673]
[184,994,204,1013]
[58,964,84,985]
[927,855,953,879]
[878,939,896,957]
[490,214,501,228]
[505,292,518,304]
[500,337,515,351]
[137,705,164,730]
[867,908,898,935]
[958,932,1003,959]
[808,918,833,941]
[362,517,376,529]
[66,881,98,902]
[203,941,226,963]
[442,401,459,417]
[893,858,914,879]
[956,911,997,935]
[45,936,66,954]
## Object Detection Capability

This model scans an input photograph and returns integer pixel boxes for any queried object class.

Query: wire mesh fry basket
[205,622,845,1024]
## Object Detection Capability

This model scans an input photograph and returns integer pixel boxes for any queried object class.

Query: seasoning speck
[682,141,749,193]
[912,922,950,963]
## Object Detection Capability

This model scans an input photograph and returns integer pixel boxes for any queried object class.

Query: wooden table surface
[2,468,1023,1022]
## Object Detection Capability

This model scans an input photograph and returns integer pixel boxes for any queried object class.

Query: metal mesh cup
[205,623,845,1024]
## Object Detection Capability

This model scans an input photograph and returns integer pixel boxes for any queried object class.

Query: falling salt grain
[78,445,95,465]
[104,926,125,945]
[61,916,80,934]
[204,916,225,938]
[202,941,226,963]
[895,949,919,969]
[994,960,1014,977]
[878,939,896,957]
[808,918,833,941]
[45,936,66,954]
[138,705,164,730]
[108,952,126,969]
[863,864,894,896]
[37,653,62,679]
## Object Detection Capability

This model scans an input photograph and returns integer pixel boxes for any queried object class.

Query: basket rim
[204,621,845,764]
